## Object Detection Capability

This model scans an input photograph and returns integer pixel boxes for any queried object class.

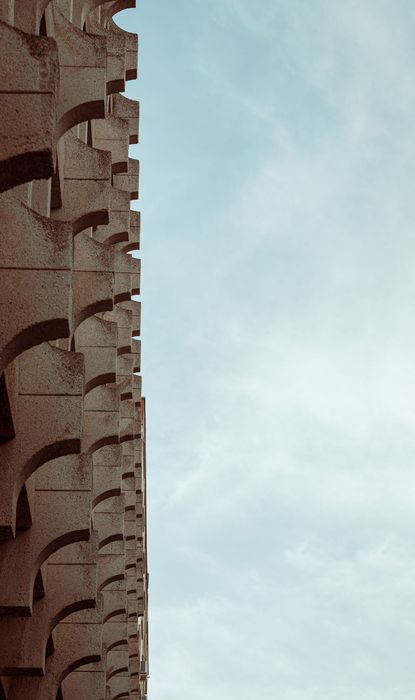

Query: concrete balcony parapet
[0,194,73,373]
[87,11,127,94]
[93,115,130,174]
[5,621,102,700]
[93,465,122,511]
[84,383,120,412]
[53,7,107,136]
[73,270,114,329]
[112,94,139,145]
[0,488,92,614]
[0,21,59,191]
[0,344,84,540]
[113,157,139,200]
[62,662,105,700]
[106,14,137,81]
[82,408,119,454]
[0,560,97,675]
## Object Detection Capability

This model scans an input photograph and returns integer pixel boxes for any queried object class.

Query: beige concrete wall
[0,1,148,698]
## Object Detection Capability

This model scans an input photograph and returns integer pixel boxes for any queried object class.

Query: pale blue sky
[118,2,415,698]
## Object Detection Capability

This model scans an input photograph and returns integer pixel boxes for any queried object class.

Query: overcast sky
[118,2,415,698]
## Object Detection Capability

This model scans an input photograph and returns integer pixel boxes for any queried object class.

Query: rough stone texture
[0,2,148,698]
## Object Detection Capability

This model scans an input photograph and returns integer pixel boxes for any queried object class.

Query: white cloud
[121,0,415,697]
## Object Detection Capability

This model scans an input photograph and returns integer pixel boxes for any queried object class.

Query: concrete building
[0,2,148,699]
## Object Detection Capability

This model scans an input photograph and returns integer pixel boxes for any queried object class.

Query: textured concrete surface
[0,1,148,698]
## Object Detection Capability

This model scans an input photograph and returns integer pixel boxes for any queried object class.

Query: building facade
[0,1,148,698]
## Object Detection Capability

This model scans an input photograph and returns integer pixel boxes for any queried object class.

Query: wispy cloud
[121,0,415,697]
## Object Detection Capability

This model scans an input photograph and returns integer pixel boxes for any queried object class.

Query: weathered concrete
[0,1,148,698]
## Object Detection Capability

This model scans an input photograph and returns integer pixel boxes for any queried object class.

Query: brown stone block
[121,438,140,459]
[76,316,118,350]
[0,394,83,540]
[6,621,102,700]
[0,92,58,194]
[121,471,135,494]
[115,251,140,276]
[92,444,122,468]
[97,554,124,593]
[94,209,130,246]
[125,562,136,580]
[117,327,132,354]
[0,194,73,372]
[115,210,140,254]
[103,306,132,331]
[62,583,103,625]
[0,268,72,374]
[0,363,17,439]
[102,590,127,625]
[107,673,129,699]
[0,489,91,614]
[93,465,122,509]
[114,272,132,303]
[12,1,52,33]
[0,22,58,191]
[119,300,141,336]
[107,16,138,81]
[131,339,141,372]
[112,94,139,145]
[18,342,84,397]
[35,454,92,493]
[0,1,14,24]
[75,233,116,273]
[93,115,130,173]
[131,272,140,297]
[82,409,119,454]
[112,158,139,200]
[62,664,105,700]
[64,131,112,181]
[31,178,52,217]
[51,532,98,571]
[119,416,135,444]
[115,376,132,401]
[106,40,127,96]
[52,179,110,233]
[123,519,136,541]
[110,185,131,214]
[0,20,57,93]
[94,510,124,550]
[58,63,106,136]
[120,400,135,420]
[126,599,137,619]
[84,385,120,413]
[133,374,142,400]
[86,14,127,96]
[124,507,136,523]
[102,620,127,653]
[53,7,107,135]
[116,355,134,378]
[106,649,128,679]
[130,674,140,692]
[0,561,97,675]
[128,643,138,662]
[52,133,111,222]
[81,345,117,394]
[73,270,114,329]
[95,489,124,516]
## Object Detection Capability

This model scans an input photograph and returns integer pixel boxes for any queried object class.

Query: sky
[117,2,415,698]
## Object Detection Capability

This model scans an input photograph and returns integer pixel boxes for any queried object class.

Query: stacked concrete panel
[0,1,148,699]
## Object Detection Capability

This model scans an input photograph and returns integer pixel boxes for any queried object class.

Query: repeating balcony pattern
[0,1,148,699]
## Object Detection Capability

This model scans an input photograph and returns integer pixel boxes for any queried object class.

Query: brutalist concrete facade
[0,2,148,699]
